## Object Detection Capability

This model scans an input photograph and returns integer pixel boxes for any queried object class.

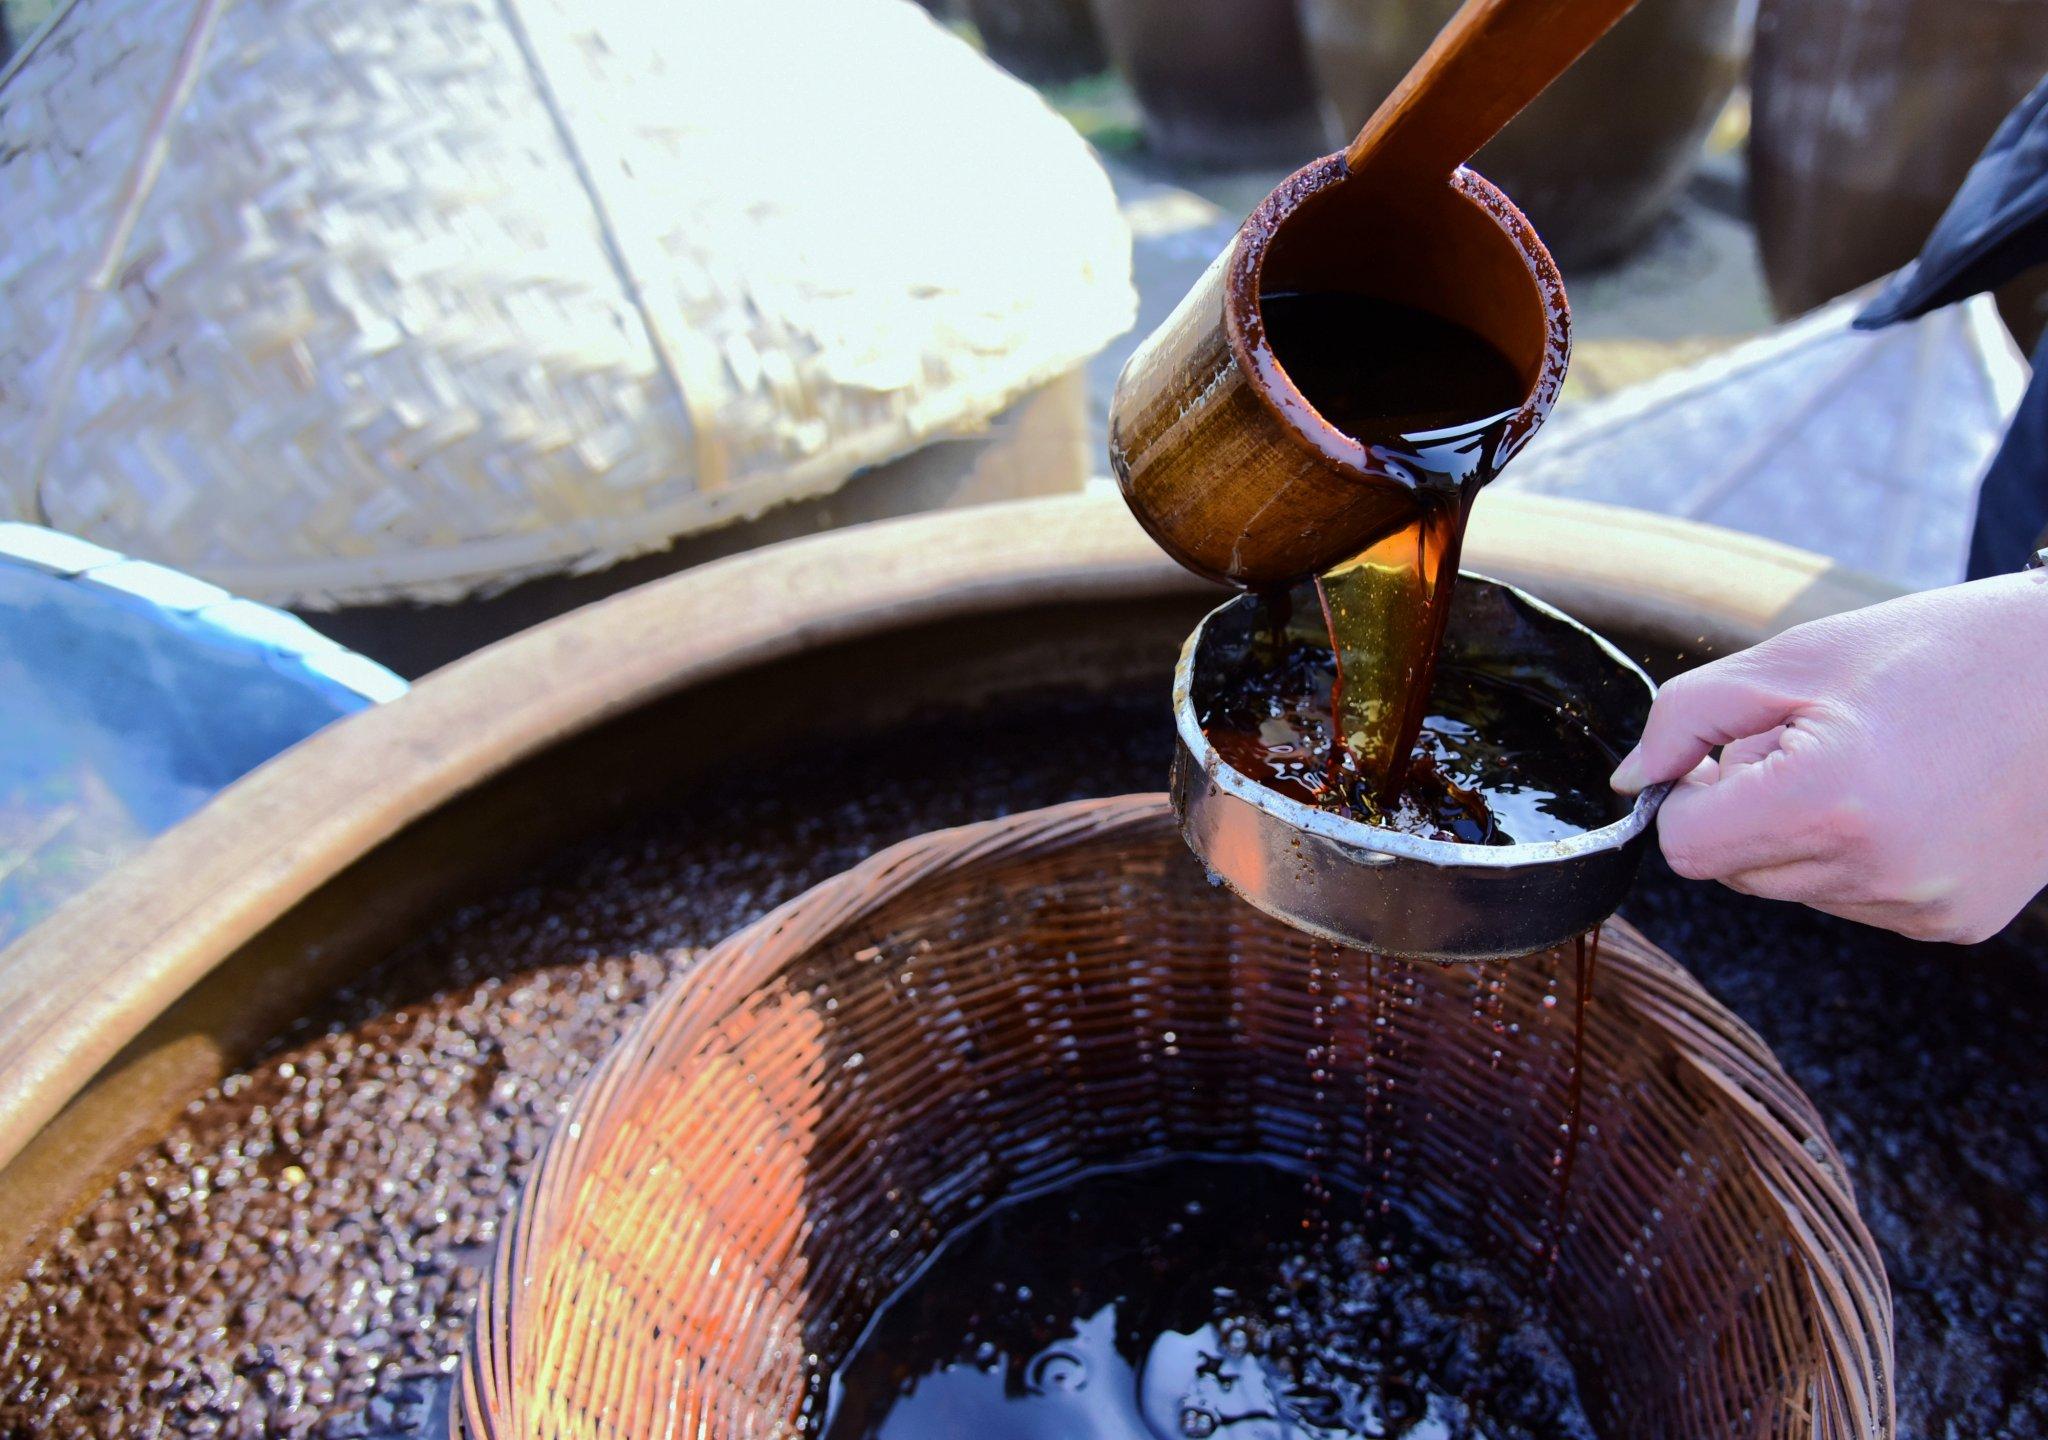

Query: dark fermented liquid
[1258,293,1526,810]
[822,1159,1597,1440]
[1545,929,1601,1284]
[1261,293,1527,449]
[1198,613,1625,843]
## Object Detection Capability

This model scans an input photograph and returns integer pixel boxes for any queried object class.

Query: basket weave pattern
[0,0,1132,606]
[464,796,1892,1440]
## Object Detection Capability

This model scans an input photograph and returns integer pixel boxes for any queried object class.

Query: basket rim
[457,792,1892,1440]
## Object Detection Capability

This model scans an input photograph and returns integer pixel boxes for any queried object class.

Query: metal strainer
[1172,573,1671,961]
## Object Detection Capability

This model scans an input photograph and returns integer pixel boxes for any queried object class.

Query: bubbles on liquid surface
[1023,1347,1088,1395]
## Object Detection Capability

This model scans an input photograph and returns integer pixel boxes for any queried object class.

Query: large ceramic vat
[0,492,2032,1439]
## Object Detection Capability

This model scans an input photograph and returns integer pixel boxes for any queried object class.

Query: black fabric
[1855,73,2048,329]
[1968,324,2048,576]
[1854,73,2048,577]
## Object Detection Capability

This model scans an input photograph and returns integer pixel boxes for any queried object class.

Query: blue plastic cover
[0,524,404,948]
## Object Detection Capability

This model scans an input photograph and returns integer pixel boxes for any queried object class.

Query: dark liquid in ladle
[1251,293,1529,824]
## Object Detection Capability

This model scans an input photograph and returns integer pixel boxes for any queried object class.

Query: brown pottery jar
[961,0,1108,84]
[1750,0,2048,341]
[1089,0,1325,168]
[1298,0,1747,269]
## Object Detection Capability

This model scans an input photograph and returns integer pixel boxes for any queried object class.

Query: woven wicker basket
[462,795,1893,1440]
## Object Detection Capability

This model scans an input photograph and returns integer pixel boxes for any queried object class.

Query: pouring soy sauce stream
[1112,0,1640,836]
[1297,0,1640,815]
[1258,292,1524,821]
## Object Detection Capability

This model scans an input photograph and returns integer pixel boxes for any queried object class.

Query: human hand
[1610,569,2048,942]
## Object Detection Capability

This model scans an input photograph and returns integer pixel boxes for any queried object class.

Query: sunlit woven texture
[0,0,1132,607]
[465,795,1893,1440]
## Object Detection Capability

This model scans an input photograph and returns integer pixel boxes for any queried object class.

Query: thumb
[1611,659,1801,794]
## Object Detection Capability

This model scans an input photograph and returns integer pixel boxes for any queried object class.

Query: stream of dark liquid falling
[1257,296,1597,1384]
[1304,943,1334,1234]
[1545,927,1602,1288]
[1259,291,1524,806]
[1359,950,1381,1226]
[1312,490,1477,806]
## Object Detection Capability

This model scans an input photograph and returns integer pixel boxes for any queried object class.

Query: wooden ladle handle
[1343,0,1642,185]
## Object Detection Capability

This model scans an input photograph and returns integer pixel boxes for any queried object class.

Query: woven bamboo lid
[0,0,1132,607]
[463,795,1893,1440]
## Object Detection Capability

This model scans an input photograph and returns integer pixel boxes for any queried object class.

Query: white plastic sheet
[1502,292,2029,590]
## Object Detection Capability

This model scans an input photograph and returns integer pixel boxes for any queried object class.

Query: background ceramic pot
[1088,0,1324,168]
[961,0,1107,83]
[1298,0,1747,270]
[1750,0,2048,343]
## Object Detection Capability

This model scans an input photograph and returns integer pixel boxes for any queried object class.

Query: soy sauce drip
[1312,490,1476,805]
[1303,943,1334,1235]
[1359,950,1382,1223]
[1545,927,1602,1288]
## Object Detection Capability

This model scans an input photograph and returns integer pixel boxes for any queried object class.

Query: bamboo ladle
[1109,0,1642,589]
